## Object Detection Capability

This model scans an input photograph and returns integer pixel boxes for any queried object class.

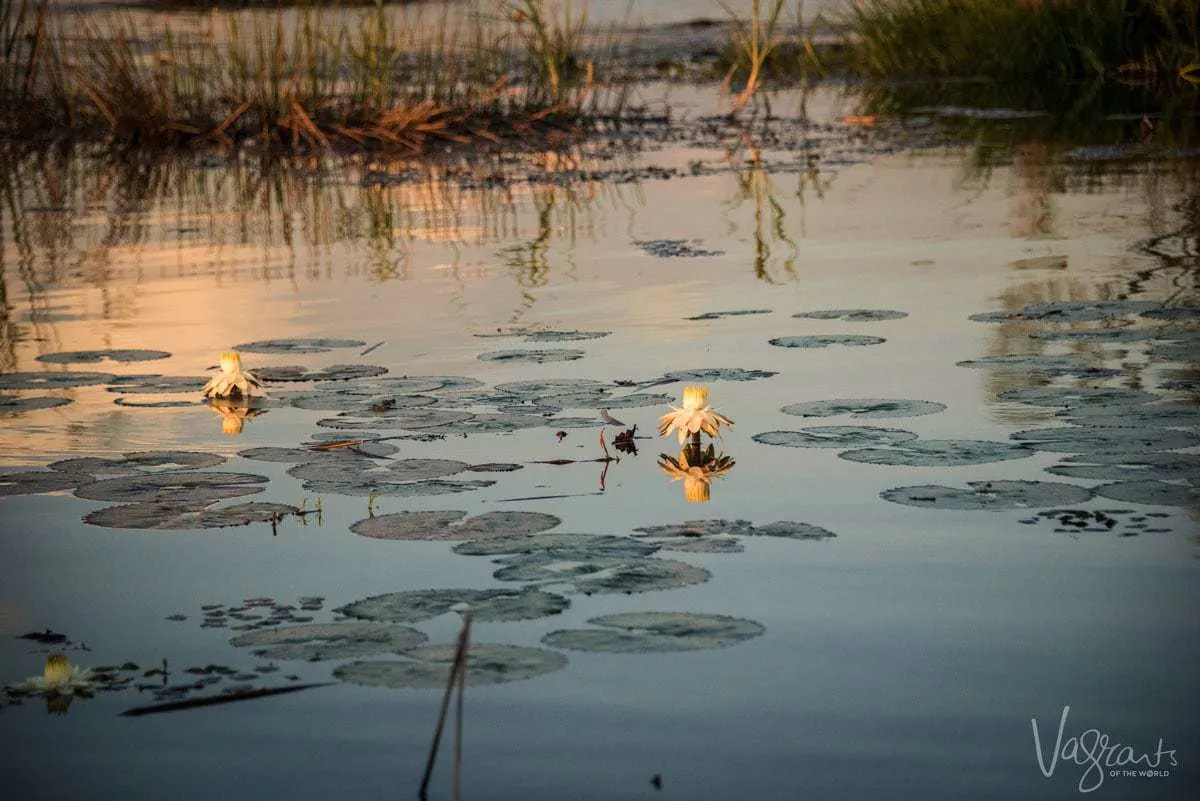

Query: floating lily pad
[303,478,493,498]
[317,409,473,430]
[194,502,298,528]
[542,612,765,653]
[383,459,469,482]
[453,533,659,559]
[255,365,387,382]
[0,371,114,389]
[36,349,171,364]
[659,368,778,383]
[233,338,366,354]
[351,510,560,541]
[523,330,611,343]
[104,375,207,394]
[229,622,427,661]
[686,309,773,321]
[1146,341,1197,363]
[285,391,438,412]
[752,521,839,540]
[426,413,548,435]
[492,554,711,595]
[652,535,745,553]
[83,502,209,529]
[477,349,586,364]
[0,470,89,496]
[997,387,1158,408]
[113,397,200,408]
[74,472,268,503]
[588,392,674,409]
[839,440,1035,467]
[881,480,1094,510]
[127,451,228,471]
[969,300,1159,323]
[494,379,608,396]
[1059,403,1200,429]
[1029,329,1158,343]
[1009,426,1200,454]
[337,588,570,623]
[634,239,724,258]
[780,399,946,419]
[956,355,1117,378]
[48,457,136,477]
[791,309,907,322]
[1093,481,1200,507]
[753,426,918,449]
[1045,453,1200,483]
[1141,307,1200,321]
[334,644,567,689]
[0,395,72,412]
[769,335,886,349]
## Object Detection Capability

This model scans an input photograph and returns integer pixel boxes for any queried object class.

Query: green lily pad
[36,349,171,364]
[233,338,366,354]
[74,472,268,503]
[634,239,724,258]
[1059,403,1200,429]
[839,440,1035,467]
[255,365,387,382]
[104,375,208,394]
[334,644,568,689]
[659,368,777,383]
[791,309,907,321]
[285,391,437,412]
[969,300,1159,323]
[523,330,611,343]
[351,510,561,541]
[769,335,886,349]
[317,409,473,430]
[1029,329,1158,343]
[492,554,711,595]
[881,480,1094,510]
[753,426,918,449]
[1093,481,1200,507]
[453,533,658,559]
[997,387,1158,408]
[302,478,493,498]
[494,379,609,396]
[0,470,89,496]
[686,309,773,321]
[83,501,296,530]
[230,622,427,661]
[477,349,586,364]
[542,612,765,653]
[426,414,548,435]
[632,520,756,538]
[1045,453,1200,483]
[336,588,570,623]
[1009,426,1200,454]
[780,399,946,419]
[0,395,73,412]
[0,371,114,389]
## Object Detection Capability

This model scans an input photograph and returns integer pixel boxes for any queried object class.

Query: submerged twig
[419,611,472,801]
[120,682,334,717]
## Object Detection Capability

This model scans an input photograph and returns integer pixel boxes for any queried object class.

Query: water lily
[658,444,735,503]
[7,655,97,713]
[207,399,265,435]
[201,351,263,399]
[658,386,733,445]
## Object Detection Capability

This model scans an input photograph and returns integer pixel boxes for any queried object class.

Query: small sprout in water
[555,431,568,442]
[202,351,264,399]
[613,426,639,455]
[658,386,733,446]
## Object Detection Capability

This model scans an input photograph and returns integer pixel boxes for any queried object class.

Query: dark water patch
[634,239,724,258]
[303,477,493,498]
[543,612,765,654]
[233,338,366,354]
[230,622,427,661]
[1020,508,1173,536]
[255,364,388,382]
[780,398,946,419]
[969,300,1159,323]
[753,426,918,449]
[1009,426,1200,454]
[997,387,1158,408]
[337,588,570,624]
[334,644,567,689]
[0,395,73,412]
[1045,452,1200,483]
[881,480,1094,510]
[351,510,560,541]
[769,335,886,349]
[839,440,1035,467]
[477,349,586,364]
[104,375,207,394]
[74,472,268,503]
[36,349,171,364]
[1093,481,1200,507]
[0,470,89,496]
[453,533,658,559]
[686,309,773,321]
[791,309,907,322]
[317,409,473,430]
[0,371,115,389]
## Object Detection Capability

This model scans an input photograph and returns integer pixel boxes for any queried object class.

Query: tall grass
[0,0,626,152]
[845,0,1200,85]
[718,1,824,115]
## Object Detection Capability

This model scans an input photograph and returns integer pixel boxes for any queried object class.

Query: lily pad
[453,533,658,559]
[426,413,548,435]
[752,521,838,540]
[997,387,1158,408]
[123,451,228,471]
[686,309,773,321]
[542,612,765,653]
[780,399,946,419]
[229,622,427,661]
[1058,403,1200,429]
[36,349,171,364]
[85,501,296,530]
[956,355,1116,377]
[658,368,778,384]
[492,554,711,595]
[969,300,1159,323]
[0,371,114,389]
[1146,341,1197,363]
[1009,426,1200,454]
[1093,481,1200,507]
[1045,453,1200,483]
[285,391,437,413]
[0,395,73,412]
[74,472,268,503]
[317,409,473,430]
[351,510,561,541]
[634,239,724,258]
[522,330,611,343]
[881,480,1094,510]
[1141,307,1200,321]
[334,644,567,689]
[104,375,207,394]
[651,535,745,553]
[233,338,366,354]
[113,397,200,408]
[753,426,918,449]
[255,365,387,382]
[769,335,886,349]
[494,379,609,396]
[791,309,907,322]
[336,588,570,623]
[302,478,493,498]
[477,349,586,364]
[1029,329,1158,343]
[383,459,469,482]
[839,440,1035,467]
[0,470,89,496]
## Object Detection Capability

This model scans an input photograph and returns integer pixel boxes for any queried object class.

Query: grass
[0,0,627,152]
[844,0,1200,86]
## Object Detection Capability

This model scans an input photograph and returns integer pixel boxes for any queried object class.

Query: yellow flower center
[682,386,709,410]
[43,654,71,686]
[219,351,242,373]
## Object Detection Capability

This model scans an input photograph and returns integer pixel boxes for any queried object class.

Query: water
[1,87,1198,800]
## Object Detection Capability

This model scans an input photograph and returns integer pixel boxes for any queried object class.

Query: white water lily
[9,654,97,698]
[658,386,733,444]
[207,399,265,435]
[657,445,735,503]
[201,351,264,399]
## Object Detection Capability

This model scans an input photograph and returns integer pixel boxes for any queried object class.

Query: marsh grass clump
[0,0,626,152]
[845,0,1200,85]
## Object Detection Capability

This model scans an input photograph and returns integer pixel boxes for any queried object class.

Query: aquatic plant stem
[418,611,473,801]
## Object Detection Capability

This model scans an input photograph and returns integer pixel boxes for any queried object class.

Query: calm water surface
[1,89,1198,800]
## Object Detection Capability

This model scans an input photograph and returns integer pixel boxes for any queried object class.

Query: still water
[1,88,1197,800]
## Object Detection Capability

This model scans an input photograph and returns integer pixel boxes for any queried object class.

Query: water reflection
[206,400,265,436]
[658,443,736,503]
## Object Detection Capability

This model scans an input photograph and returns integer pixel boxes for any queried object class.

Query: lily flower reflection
[658,386,733,446]
[8,654,97,714]
[207,400,266,436]
[202,351,264,400]
[658,444,735,503]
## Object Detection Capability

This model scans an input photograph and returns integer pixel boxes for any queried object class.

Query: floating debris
[791,309,907,322]
[881,480,1094,510]
[634,239,724,258]
[35,349,171,364]
[839,440,1035,467]
[74,472,268,503]
[0,395,73,413]
[334,644,568,689]
[780,398,946,420]
[1028,329,1158,343]
[752,426,918,449]
[685,309,773,321]
[229,622,427,661]
[351,510,561,541]
[232,338,367,354]
[336,588,570,623]
[542,612,765,653]
[769,335,886,349]
[0,371,114,390]
[255,365,388,382]
[477,349,586,364]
